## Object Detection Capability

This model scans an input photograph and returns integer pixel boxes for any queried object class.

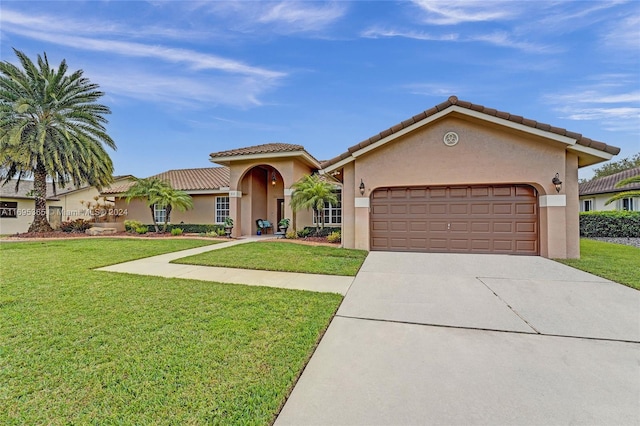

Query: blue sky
[1,1,638,179]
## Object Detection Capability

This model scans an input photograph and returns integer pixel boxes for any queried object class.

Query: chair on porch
[256,219,273,234]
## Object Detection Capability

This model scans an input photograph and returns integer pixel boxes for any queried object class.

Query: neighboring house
[0,176,133,234]
[108,96,618,258]
[579,167,640,212]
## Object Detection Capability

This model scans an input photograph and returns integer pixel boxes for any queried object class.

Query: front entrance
[370,184,539,255]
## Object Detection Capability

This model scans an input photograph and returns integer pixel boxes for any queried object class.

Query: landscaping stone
[86,227,117,236]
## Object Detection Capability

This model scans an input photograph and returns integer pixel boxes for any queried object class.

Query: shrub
[301,226,341,237]
[579,211,640,238]
[135,226,149,234]
[171,228,183,236]
[327,230,341,243]
[60,219,92,233]
[297,228,311,238]
[124,220,143,233]
[285,230,298,239]
[142,224,222,234]
[217,229,226,237]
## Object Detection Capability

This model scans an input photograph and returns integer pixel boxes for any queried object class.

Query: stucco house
[579,167,640,212]
[0,176,133,234]
[106,96,619,258]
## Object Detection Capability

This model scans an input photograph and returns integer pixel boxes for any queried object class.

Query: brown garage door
[370,185,538,255]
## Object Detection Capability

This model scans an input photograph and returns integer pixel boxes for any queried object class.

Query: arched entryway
[238,164,284,235]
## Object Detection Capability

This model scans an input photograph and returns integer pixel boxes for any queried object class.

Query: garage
[370,185,538,255]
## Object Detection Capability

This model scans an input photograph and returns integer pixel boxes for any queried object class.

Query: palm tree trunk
[149,206,160,233]
[163,205,172,232]
[28,163,53,233]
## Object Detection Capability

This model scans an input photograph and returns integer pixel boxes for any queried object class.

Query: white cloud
[602,13,640,50]
[201,1,346,34]
[401,83,461,97]
[361,27,458,41]
[545,82,640,133]
[410,0,517,25]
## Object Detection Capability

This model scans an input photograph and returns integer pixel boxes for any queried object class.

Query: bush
[143,224,222,234]
[297,228,311,238]
[124,220,143,233]
[136,226,149,234]
[171,228,183,236]
[60,219,92,233]
[580,211,640,237]
[327,230,341,243]
[300,227,341,237]
[285,230,298,239]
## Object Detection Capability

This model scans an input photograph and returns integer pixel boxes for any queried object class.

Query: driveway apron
[276,252,640,425]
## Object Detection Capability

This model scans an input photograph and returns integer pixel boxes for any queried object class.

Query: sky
[1,0,639,180]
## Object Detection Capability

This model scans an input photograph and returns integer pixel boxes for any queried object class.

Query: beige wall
[341,114,578,258]
[115,194,225,225]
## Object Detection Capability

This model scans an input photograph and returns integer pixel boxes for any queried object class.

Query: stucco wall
[579,194,640,212]
[342,113,576,258]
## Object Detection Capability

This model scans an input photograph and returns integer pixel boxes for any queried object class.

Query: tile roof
[320,96,621,169]
[579,167,640,196]
[101,167,230,194]
[210,143,307,158]
[0,180,61,200]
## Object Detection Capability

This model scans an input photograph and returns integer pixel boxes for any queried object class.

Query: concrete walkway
[276,252,640,425]
[96,236,354,295]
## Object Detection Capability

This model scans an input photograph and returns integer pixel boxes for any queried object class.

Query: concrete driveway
[276,252,640,425]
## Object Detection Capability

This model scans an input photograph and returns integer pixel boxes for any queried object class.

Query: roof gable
[209,143,320,168]
[320,96,620,171]
[579,167,640,196]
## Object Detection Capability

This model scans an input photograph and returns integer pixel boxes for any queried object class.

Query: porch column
[229,190,242,238]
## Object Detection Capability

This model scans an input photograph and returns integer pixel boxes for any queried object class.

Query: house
[107,96,619,259]
[579,167,640,212]
[0,176,133,234]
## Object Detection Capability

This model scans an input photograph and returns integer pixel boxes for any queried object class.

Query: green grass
[173,241,368,276]
[556,239,640,290]
[0,239,342,425]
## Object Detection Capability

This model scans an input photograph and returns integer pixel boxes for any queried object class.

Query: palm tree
[605,175,640,208]
[0,49,116,232]
[124,177,193,232]
[154,185,194,232]
[290,174,338,234]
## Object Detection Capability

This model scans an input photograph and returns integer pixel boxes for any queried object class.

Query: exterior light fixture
[359,179,365,196]
[552,173,562,193]
[271,171,277,186]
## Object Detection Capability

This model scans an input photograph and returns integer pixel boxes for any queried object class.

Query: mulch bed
[2,231,336,246]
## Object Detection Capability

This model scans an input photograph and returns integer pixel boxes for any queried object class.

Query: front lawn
[173,241,368,276]
[0,239,342,424]
[556,239,640,290]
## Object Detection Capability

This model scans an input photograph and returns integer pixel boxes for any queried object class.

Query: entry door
[277,198,284,224]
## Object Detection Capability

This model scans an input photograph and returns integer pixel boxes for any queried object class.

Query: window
[621,197,634,211]
[582,199,593,212]
[0,201,17,218]
[313,189,342,225]
[154,204,166,224]
[216,196,230,224]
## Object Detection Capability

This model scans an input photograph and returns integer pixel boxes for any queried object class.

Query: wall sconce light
[552,173,562,193]
[359,179,365,196]
[271,171,277,186]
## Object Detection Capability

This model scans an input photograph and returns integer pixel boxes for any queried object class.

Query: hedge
[300,226,342,237]
[142,224,224,234]
[579,211,640,238]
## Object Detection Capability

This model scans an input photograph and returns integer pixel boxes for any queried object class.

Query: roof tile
[102,167,230,194]
[579,167,640,196]
[210,143,305,158]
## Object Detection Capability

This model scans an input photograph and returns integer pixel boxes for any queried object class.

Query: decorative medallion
[443,131,459,147]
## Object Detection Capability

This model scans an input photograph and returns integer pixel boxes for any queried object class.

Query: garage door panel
[371,184,538,255]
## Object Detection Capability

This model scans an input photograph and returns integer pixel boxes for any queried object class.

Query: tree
[290,174,338,234]
[591,153,640,180]
[123,177,193,232]
[154,184,194,232]
[605,175,640,207]
[0,49,116,232]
